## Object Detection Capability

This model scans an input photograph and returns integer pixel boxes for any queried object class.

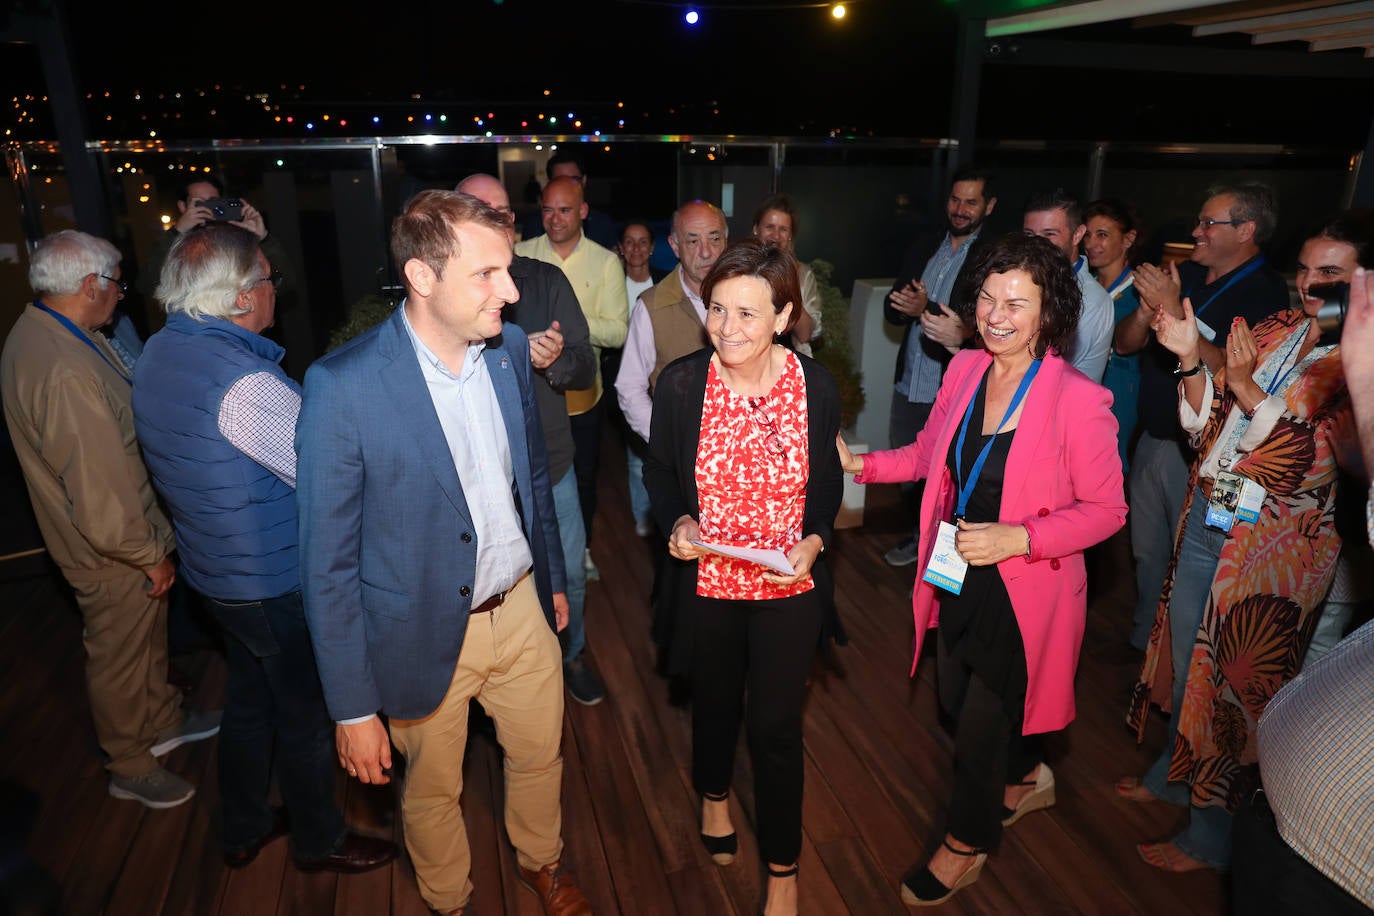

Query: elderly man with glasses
[1112,182,1291,652]
[132,223,397,872]
[2,230,220,809]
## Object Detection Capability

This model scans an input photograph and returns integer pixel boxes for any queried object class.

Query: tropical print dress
[1127,308,1357,813]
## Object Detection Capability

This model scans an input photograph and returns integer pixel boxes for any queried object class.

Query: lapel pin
[500,356,509,369]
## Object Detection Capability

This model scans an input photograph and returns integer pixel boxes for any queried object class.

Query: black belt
[469,570,530,615]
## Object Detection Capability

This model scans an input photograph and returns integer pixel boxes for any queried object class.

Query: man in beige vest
[1,231,220,809]
[615,200,726,449]
[515,176,628,586]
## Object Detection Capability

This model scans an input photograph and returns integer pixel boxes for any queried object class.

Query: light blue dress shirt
[400,306,532,606]
[896,229,982,404]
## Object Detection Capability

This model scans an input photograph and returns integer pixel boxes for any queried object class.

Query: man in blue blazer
[296,190,591,916]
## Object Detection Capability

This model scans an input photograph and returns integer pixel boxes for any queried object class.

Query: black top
[938,373,1027,717]
[1137,255,1290,439]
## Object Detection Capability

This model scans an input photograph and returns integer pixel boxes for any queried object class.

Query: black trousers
[691,589,824,866]
[1231,790,1369,915]
[938,634,1042,850]
[569,400,603,540]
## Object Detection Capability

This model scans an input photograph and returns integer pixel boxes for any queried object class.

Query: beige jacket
[1,305,173,580]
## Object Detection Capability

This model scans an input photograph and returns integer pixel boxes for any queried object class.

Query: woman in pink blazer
[840,233,1126,906]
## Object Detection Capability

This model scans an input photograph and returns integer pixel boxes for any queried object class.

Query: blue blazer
[296,305,564,721]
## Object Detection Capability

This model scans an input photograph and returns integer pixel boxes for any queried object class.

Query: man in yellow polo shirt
[515,174,627,699]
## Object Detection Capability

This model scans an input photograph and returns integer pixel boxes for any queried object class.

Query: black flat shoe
[699,790,737,865]
[899,841,987,907]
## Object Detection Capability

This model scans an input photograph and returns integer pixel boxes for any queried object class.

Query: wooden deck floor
[0,437,1227,915]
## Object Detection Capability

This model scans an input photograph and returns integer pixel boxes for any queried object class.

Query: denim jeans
[1141,488,1234,868]
[626,445,651,527]
[203,590,344,859]
[551,470,588,661]
[1128,432,1192,650]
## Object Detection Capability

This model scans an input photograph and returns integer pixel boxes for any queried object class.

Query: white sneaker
[634,519,654,538]
[109,766,195,809]
[583,549,601,582]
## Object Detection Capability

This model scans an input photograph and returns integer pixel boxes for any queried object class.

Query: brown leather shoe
[517,860,591,915]
[295,832,397,873]
[224,806,290,868]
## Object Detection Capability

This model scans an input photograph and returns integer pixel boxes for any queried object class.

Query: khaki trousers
[67,566,183,778]
[389,575,565,911]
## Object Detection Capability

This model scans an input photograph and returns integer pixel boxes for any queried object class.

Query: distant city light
[372,116,381,124]
[276,159,284,166]
[685,9,699,24]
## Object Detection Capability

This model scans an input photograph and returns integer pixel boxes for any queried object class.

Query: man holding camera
[880,165,995,567]
[138,176,290,305]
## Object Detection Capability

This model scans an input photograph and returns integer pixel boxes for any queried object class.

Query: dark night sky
[4,0,1373,146]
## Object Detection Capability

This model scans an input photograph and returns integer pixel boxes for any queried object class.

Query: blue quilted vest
[133,313,299,600]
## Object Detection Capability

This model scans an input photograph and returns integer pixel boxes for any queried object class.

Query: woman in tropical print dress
[1119,217,1366,872]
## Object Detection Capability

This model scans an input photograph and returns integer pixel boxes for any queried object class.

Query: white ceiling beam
[1251,19,1374,41]
[986,0,1215,37]
[1194,0,1374,35]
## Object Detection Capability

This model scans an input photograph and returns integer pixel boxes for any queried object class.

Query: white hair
[28,230,121,298]
[155,224,261,320]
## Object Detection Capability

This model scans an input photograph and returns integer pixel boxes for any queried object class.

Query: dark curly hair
[954,232,1082,360]
[700,237,803,335]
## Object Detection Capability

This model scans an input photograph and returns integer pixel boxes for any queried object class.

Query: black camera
[201,197,244,223]
[1308,281,1349,347]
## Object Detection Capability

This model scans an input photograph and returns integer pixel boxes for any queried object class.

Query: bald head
[541,175,587,251]
[669,200,728,295]
[456,174,514,240]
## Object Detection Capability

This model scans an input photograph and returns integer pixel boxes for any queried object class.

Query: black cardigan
[643,346,847,674]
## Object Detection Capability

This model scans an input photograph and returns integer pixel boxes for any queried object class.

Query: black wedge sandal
[699,790,737,865]
[899,841,987,907]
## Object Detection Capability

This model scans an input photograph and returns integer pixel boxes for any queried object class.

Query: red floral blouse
[694,351,811,600]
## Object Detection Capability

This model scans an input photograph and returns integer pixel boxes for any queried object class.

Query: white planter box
[836,436,865,530]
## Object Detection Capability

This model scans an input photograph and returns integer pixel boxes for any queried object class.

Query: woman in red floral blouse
[644,238,843,916]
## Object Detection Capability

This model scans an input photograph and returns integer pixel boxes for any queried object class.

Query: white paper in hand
[690,540,797,576]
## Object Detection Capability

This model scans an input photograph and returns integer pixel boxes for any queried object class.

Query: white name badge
[922,521,968,595]
[1235,477,1267,524]
[1196,317,1218,343]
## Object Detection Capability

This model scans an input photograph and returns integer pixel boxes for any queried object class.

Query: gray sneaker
[109,766,195,809]
[564,655,606,706]
[150,708,222,757]
[883,538,921,567]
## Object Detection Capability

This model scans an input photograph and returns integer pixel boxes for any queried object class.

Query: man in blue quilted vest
[132,224,396,874]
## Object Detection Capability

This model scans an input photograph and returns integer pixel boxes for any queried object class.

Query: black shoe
[564,655,606,706]
[224,807,290,868]
[700,791,737,865]
[295,832,397,874]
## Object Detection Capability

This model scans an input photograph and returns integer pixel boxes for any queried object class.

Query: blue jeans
[626,445,651,527]
[1128,432,1192,650]
[1141,488,1234,869]
[204,590,344,859]
[551,469,588,661]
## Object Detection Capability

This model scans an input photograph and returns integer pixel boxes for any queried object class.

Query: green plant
[328,294,397,351]
[808,259,865,431]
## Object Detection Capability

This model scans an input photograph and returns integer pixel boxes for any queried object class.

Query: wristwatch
[1173,361,1203,377]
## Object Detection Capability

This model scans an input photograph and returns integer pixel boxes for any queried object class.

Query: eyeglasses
[251,269,284,291]
[98,274,128,295]
[1195,217,1245,230]
[747,397,787,457]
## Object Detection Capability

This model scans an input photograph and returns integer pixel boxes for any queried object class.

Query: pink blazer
[857,349,1126,734]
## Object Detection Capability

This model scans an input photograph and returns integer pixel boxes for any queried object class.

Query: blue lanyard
[1106,268,1134,300]
[1184,257,1264,318]
[954,360,1041,519]
[1263,326,1310,396]
[32,300,131,386]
